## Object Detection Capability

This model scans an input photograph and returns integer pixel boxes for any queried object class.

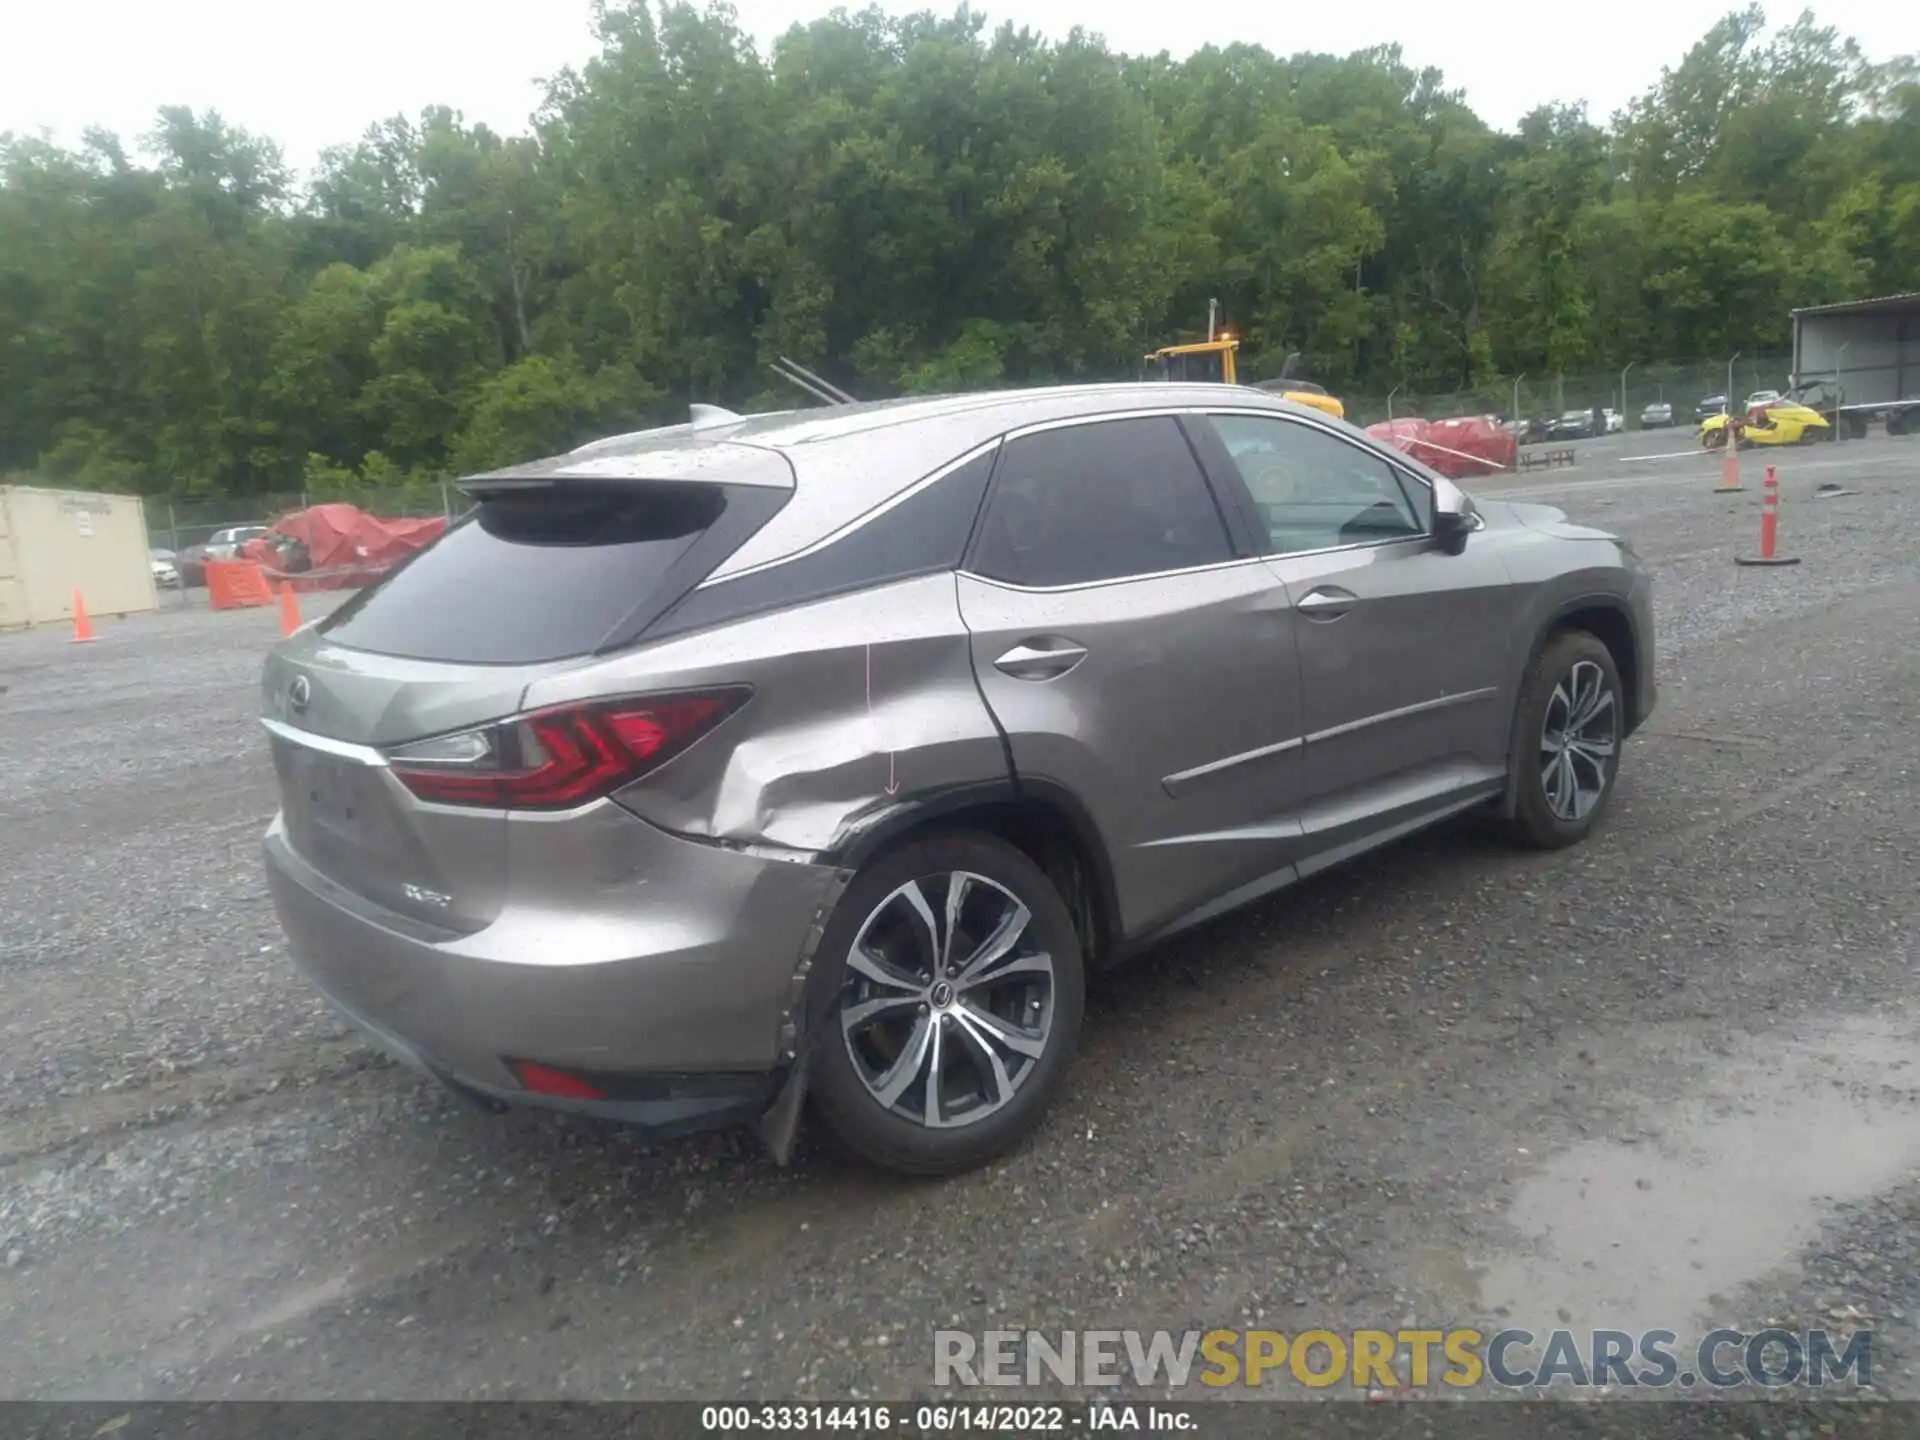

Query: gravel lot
[2,432,1917,1412]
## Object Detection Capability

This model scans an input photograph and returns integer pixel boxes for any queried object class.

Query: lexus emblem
[288,675,311,713]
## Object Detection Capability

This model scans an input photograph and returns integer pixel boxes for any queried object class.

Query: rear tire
[1505,631,1624,850]
[806,832,1085,1175]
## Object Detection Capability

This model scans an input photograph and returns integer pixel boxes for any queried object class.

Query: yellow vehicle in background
[1142,335,1347,421]
[1699,391,1833,449]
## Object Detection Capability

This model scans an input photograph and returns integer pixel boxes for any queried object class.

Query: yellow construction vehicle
[1141,334,1346,421]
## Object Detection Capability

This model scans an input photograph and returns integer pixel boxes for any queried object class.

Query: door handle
[1296,586,1357,621]
[994,638,1088,681]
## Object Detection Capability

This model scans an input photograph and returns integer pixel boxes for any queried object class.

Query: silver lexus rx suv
[261,383,1655,1174]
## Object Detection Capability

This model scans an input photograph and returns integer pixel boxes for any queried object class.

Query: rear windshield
[320,484,761,664]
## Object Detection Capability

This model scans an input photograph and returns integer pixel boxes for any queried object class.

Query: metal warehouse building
[0,485,159,631]
[1790,291,1920,436]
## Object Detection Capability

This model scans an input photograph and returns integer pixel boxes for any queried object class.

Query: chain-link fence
[1342,353,1795,431]
[147,482,459,555]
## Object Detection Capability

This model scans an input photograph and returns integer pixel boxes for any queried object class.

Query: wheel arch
[822,778,1121,968]
[1497,594,1645,817]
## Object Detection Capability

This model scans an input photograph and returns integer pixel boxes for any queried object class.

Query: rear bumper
[264,808,844,1128]
[307,971,782,1135]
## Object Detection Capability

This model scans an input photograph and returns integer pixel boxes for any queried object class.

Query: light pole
[1388,382,1402,422]
[1726,351,1740,414]
[1620,362,1635,431]
[1512,373,1524,425]
[1834,341,1851,443]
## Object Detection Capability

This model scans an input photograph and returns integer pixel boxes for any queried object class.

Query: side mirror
[1432,478,1477,555]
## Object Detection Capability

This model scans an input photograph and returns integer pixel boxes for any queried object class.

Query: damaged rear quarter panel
[518,571,1012,855]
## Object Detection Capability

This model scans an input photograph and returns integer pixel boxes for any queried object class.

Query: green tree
[1,2,1915,497]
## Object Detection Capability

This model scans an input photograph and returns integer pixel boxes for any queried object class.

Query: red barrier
[205,559,276,609]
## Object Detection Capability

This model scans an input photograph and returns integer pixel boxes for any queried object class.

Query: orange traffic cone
[1734,463,1801,568]
[278,581,302,638]
[71,589,95,643]
[1715,428,1743,493]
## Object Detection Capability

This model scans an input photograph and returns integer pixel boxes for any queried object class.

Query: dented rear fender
[519,573,1013,857]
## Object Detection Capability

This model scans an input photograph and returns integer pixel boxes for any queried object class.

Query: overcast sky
[2,0,1909,178]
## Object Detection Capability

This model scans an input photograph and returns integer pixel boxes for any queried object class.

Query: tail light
[386,688,749,810]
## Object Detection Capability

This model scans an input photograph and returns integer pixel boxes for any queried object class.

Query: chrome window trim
[958,552,1274,596]
[696,402,1297,593]
[695,438,1003,588]
[1263,532,1434,565]
[1000,404,1270,441]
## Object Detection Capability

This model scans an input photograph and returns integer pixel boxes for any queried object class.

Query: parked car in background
[1603,409,1625,434]
[1640,401,1675,428]
[259,384,1657,1175]
[1746,389,1783,409]
[150,549,180,588]
[1505,415,1551,444]
[1545,410,1597,440]
[1696,395,1729,421]
[178,525,270,586]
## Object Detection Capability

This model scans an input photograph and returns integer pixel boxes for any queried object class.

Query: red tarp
[264,504,449,591]
[1366,416,1517,478]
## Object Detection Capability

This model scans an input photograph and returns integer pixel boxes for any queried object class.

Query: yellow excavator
[1142,309,1346,420]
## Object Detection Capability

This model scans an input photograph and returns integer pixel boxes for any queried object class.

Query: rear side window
[969,417,1232,587]
[648,449,995,640]
[320,484,776,663]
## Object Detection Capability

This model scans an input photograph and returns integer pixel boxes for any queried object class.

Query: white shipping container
[0,486,160,631]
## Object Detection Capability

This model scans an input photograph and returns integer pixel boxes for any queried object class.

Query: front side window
[1210,414,1429,556]
[969,416,1233,588]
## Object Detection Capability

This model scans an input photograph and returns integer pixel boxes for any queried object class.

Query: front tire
[1505,632,1624,850]
[806,833,1085,1175]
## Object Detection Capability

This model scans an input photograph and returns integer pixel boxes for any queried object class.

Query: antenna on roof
[689,403,744,430]
[772,356,858,406]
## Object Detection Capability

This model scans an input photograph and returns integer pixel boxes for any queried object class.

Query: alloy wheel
[838,872,1055,1129]
[1540,660,1618,822]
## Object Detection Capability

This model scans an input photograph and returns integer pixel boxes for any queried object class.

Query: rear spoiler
[459,360,855,500]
